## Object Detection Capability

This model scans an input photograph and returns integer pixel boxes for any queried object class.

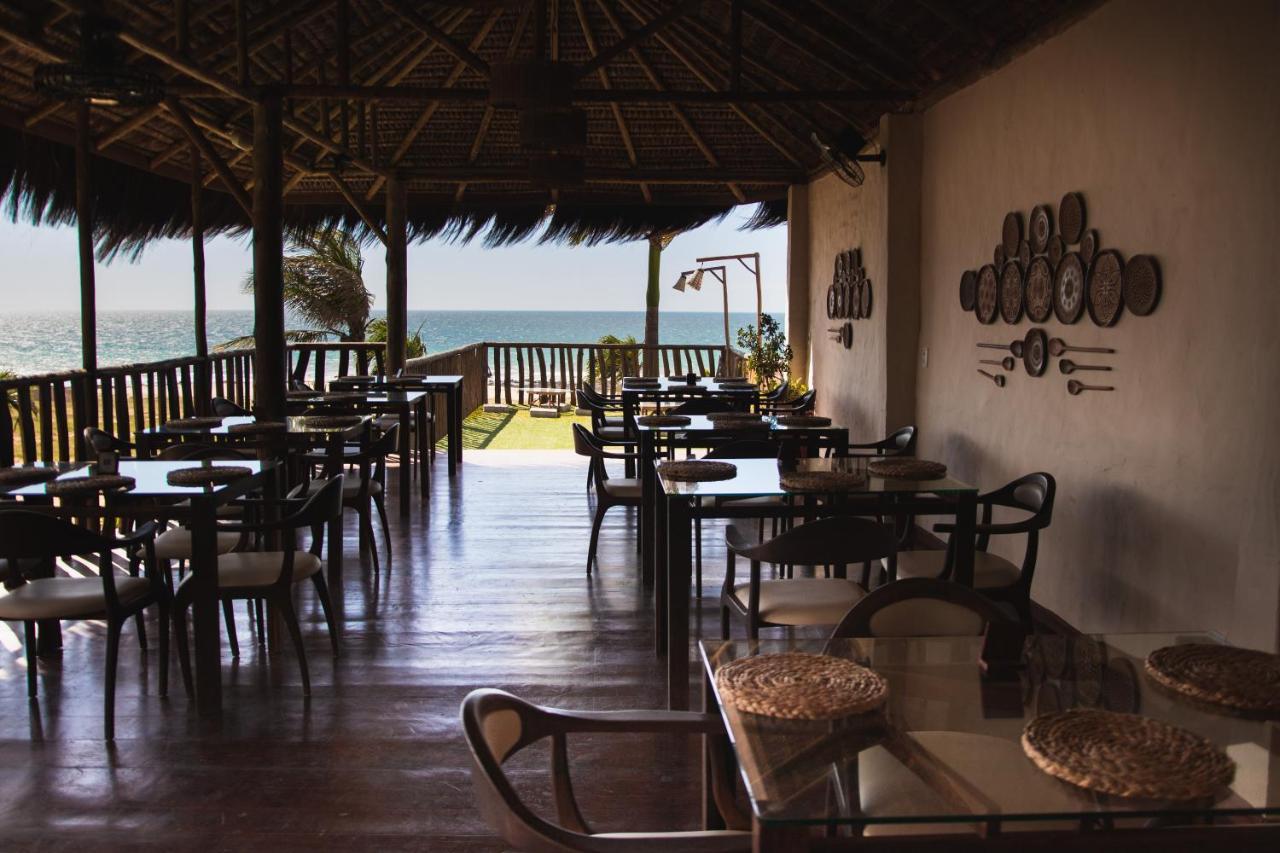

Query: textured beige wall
[801,0,1280,648]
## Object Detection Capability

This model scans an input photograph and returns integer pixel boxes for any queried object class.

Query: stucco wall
[797,0,1280,648]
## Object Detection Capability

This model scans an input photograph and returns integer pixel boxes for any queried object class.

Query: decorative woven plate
[46,474,135,495]
[1053,253,1086,324]
[295,415,364,430]
[318,392,368,402]
[0,467,61,487]
[826,284,837,319]
[835,251,847,280]
[163,416,223,432]
[776,415,832,427]
[657,460,737,482]
[1025,256,1054,323]
[868,458,947,480]
[637,414,691,427]
[959,270,977,311]
[1145,644,1280,716]
[1029,205,1053,253]
[622,378,659,386]
[1022,709,1234,801]
[1047,235,1065,269]
[780,469,868,492]
[846,280,859,319]
[860,280,872,318]
[1122,254,1161,316]
[994,244,1006,269]
[706,411,761,421]
[166,465,253,487]
[1080,229,1099,263]
[1087,250,1125,327]
[833,280,845,318]
[1059,192,1085,244]
[1023,327,1048,377]
[227,420,286,434]
[999,261,1024,324]
[975,264,999,325]
[716,653,887,720]
[1002,211,1023,257]
[1017,239,1032,270]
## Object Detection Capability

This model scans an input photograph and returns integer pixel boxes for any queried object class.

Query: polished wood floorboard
[0,451,768,850]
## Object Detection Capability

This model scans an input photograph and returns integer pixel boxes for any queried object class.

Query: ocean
[0,309,780,376]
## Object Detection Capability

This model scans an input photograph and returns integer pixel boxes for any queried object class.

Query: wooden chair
[82,426,134,459]
[461,688,749,852]
[721,515,896,639]
[848,425,917,457]
[888,473,1056,626]
[305,424,398,571]
[692,439,782,594]
[761,387,815,415]
[829,578,1013,639]
[0,511,169,739]
[571,424,640,574]
[172,476,344,698]
[211,397,249,417]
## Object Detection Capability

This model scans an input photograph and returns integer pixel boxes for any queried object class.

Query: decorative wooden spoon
[978,369,1006,388]
[977,340,1025,356]
[980,357,1016,371]
[1067,380,1115,395]
[1048,338,1116,357]
[1059,359,1112,375]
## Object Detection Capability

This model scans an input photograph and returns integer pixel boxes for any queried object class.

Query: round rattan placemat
[706,411,763,422]
[1122,254,1161,317]
[638,414,691,427]
[227,421,286,434]
[1021,709,1234,801]
[0,467,60,487]
[716,653,888,720]
[45,474,135,495]
[623,378,660,386]
[295,415,364,431]
[657,460,737,482]
[316,392,368,402]
[1145,644,1280,717]
[867,458,947,480]
[776,415,832,427]
[163,416,223,432]
[166,465,253,487]
[780,469,868,492]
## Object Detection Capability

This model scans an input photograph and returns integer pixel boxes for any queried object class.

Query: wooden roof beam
[329,172,388,244]
[378,0,491,77]
[574,0,704,80]
[162,97,252,216]
[256,84,909,103]
[396,166,801,183]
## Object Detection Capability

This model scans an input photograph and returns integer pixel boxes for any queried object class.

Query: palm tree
[217,227,373,349]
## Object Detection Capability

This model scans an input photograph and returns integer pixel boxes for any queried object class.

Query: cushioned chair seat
[602,478,640,499]
[886,550,1021,588]
[175,499,242,519]
[154,528,241,561]
[195,551,322,589]
[596,426,628,442]
[731,579,865,626]
[601,415,624,428]
[305,478,382,498]
[0,576,149,620]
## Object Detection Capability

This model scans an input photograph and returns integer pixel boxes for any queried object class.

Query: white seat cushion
[0,576,150,620]
[175,499,243,519]
[193,551,322,589]
[305,478,382,498]
[887,550,1021,588]
[731,579,865,626]
[154,528,241,561]
[603,478,640,499]
[596,426,628,442]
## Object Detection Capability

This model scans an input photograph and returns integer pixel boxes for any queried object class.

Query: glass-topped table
[657,458,978,710]
[330,374,465,477]
[701,634,1280,848]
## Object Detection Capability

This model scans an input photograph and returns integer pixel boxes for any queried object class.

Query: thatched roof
[0,0,1092,252]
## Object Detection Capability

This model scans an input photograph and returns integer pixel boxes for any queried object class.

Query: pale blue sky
[0,204,787,315]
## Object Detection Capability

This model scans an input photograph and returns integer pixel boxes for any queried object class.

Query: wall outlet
[921,347,929,367]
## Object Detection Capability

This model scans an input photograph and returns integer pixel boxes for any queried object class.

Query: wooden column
[75,103,97,379]
[191,144,210,411]
[252,92,287,418]
[384,172,408,374]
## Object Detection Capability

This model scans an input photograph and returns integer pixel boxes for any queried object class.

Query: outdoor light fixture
[688,268,705,291]
[673,271,690,292]
[35,14,163,107]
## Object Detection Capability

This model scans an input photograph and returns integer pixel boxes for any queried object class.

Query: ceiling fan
[811,128,886,188]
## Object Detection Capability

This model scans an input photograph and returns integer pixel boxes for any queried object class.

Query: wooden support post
[75,103,97,399]
[235,0,249,86]
[729,0,742,92]
[252,92,286,419]
[191,144,210,411]
[384,173,409,374]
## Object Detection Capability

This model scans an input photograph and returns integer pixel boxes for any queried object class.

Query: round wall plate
[1087,249,1125,327]
[960,269,977,311]
[1122,254,1161,316]
[1030,205,1053,253]
[1053,252,1086,325]
[1025,256,1054,323]
[999,261,1025,325]
[1023,327,1048,377]
[976,264,999,324]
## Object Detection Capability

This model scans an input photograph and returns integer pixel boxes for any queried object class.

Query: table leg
[667,494,692,710]
[450,385,463,475]
[622,393,637,478]
[189,497,222,716]
[398,403,411,517]
[703,669,728,831]
[654,475,668,655]
[640,430,656,589]
[416,397,429,498]
[953,491,978,587]
[753,819,809,852]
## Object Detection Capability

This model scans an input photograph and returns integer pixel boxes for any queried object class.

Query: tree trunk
[643,234,662,377]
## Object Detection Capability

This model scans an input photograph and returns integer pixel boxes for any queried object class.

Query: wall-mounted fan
[811,128,886,188]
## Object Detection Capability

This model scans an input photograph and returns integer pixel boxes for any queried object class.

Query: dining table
[700,632,1280,850]
[619,376,761,423]
[658,456,978,710]
[329,374,466,477]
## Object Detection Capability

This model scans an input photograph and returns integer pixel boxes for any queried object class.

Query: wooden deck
[0,450,757,850]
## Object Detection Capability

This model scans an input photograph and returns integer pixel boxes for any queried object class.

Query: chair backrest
[848,425,917,457]
[0,510,146,613]
[985,472,1055,522]
[829,578,1012,639]
[726,515,896,568]
[671,397,736,416]
[789,388,817,412]
[82,427,131,458]
[286,475,346,529]
[571,423,609,491]
[211,397,249,417]
[157,442,255,462]
[704,439,780,460]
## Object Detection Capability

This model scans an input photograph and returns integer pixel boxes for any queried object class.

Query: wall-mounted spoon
[1048,338,1116,357]
[980,357,1016,371]
[1059,359,1112,375]
[1067,380,1114,395]
[978,369,1006,388]
[977,340,1025,356]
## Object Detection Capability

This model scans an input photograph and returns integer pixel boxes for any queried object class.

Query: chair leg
[694,515,702,598]
[157,600,170,699]
[23,621,37,699]
[134,610,148,651]
[222,600,239,658]
[104,619,122,740]
[372,492,392,564]
[720,606,731,640]
[586,502,607,575]
[255,599,266,642]
[173,604,194,699]
[277,594,311,696]
[363,508,380,572]
[311,574,341,658]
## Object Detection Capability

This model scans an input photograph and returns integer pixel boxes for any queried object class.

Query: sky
[0,204,788,315]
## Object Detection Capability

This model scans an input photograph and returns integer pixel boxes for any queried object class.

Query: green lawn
[443,407,592,450]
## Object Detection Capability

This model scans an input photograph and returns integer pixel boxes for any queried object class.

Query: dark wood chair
[849,425,917,457]
[761,387,815,415]
[461,688,749,852]
[721,515,896,639]
[172,476,344,698]
[889,472,1056,626]
[829,577,1014,639]
[0,511,169,739]
[692,439,783,594]
[571,424,640,574]
[304,424,398,571]
[82,426,134,459]
[211,397,249,417]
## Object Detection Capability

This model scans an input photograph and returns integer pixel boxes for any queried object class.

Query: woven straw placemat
[0,467,60,487]
[227,421,286,435]
[657,460,737,482]
[166,465,253,487]
[1021,709,1234,801]
[1145,644,1280,717]
[317,392,368,402]
[46,474,135,495]
[163,416,224,432]
[780,469,868,493]
[638,414,691,427]
[868,458,947,480]
[623,378,660,386]
[295,415,364,431]
[706,411,763,422]
[716,653,888,720]
[776,415,832,427]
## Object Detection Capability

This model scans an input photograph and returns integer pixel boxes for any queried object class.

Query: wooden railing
[404,342,490,416]
[288,341,386,391]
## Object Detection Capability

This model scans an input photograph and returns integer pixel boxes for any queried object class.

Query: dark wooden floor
[0,451,762,850]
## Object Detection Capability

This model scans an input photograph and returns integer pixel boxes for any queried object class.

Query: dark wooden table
[332,375,465,477]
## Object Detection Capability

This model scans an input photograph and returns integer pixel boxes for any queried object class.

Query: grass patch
[442,408,592,451]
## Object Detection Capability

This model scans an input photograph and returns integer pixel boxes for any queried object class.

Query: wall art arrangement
[825,247,872,350]
[957,192,1161,395]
